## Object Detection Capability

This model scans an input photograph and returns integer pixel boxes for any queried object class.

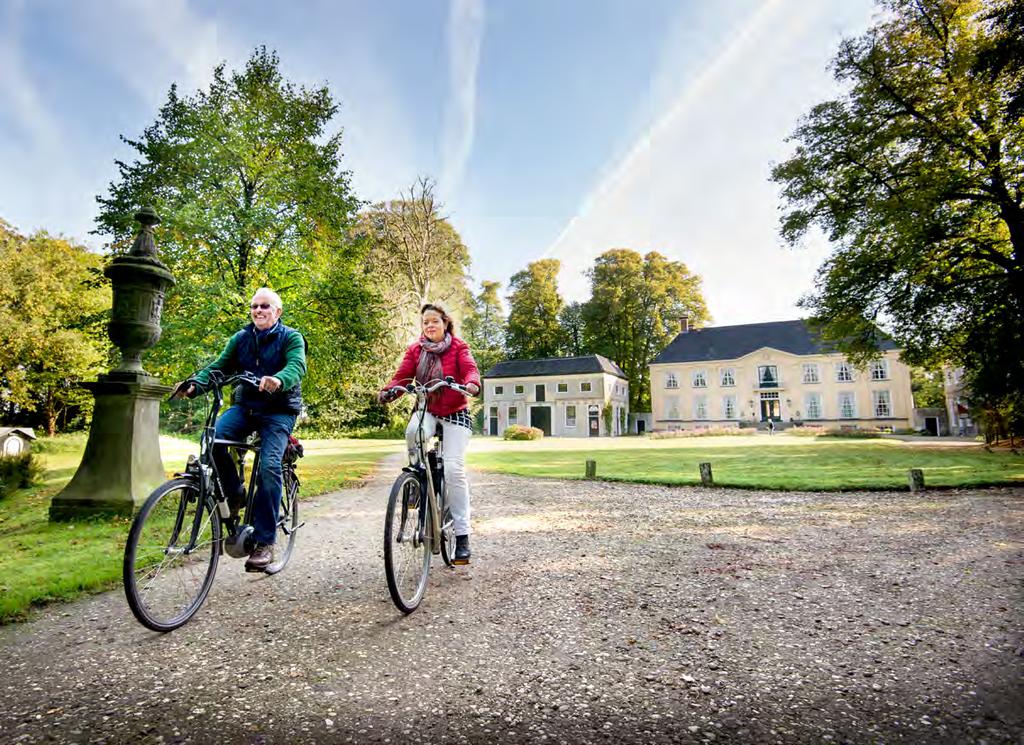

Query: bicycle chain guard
[224,524,254,558]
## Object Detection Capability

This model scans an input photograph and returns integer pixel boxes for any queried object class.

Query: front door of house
[760,395,780,421]
[489,406,498,436]
[637,420,645,434]
[588,404,600,436]
[530,406,551,436]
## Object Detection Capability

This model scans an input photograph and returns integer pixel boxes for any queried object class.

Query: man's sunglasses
[250,303,273,310]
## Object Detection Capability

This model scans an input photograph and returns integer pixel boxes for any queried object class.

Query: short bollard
[585,460,597,479]
[908,468,925,492]
[699,462,713,486]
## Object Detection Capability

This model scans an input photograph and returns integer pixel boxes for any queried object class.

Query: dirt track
[1,454,1022,744]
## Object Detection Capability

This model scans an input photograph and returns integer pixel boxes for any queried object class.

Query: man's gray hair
[251,287,283,310]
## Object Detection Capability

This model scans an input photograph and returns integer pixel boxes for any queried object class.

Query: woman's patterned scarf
[416,333,453,403]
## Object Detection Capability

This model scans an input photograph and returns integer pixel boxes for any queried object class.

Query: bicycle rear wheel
[384,471,431,613]
[123,478,221,632]
[264,467,299,575]
[438,477,457,567]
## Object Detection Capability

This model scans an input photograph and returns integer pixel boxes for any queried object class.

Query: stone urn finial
[105,207,175,377]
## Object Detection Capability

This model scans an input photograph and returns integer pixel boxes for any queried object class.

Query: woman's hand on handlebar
[171,380,196,400]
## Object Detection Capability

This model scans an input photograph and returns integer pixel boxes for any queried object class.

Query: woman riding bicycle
[378,303,480,563]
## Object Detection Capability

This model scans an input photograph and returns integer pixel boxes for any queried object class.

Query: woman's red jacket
[384,336,481,417]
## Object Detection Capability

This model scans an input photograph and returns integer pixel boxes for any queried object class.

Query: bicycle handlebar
[382,376,476,402]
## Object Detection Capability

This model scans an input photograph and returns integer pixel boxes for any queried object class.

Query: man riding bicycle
[174,287,307,571]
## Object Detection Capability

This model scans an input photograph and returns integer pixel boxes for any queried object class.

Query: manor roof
[651,319,898,364]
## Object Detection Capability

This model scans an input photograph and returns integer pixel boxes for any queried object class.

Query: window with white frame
[692,369,707,388]
[508,406,518,425]
[580,381,592,392]
[666,396,680,419]
[802,363,820,384]
[565,405,577,428]
[873,390,891,417]
[838,392,856,418]
[723,395,737,419]
[557,382,568,393]
[694,395,708,420]
[805,393,822,420]
[665,372,678,389]
[870,359,889,380]
[836,362,855,383]
[514,384,525,394]
[494,385,504,395]
[720,368,735,387]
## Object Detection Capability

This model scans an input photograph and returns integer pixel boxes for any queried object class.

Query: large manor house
[482,318,914,437]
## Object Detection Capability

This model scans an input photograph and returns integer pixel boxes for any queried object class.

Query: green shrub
[648,427,755,439]
[0,452,43,499]
[788,425,826,437]
[503,425,544,441]
[818,427,882,439]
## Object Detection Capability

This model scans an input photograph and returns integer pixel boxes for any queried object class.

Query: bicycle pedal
[452,557,470,566]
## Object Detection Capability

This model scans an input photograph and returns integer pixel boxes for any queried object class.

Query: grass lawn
[468,433,1024,491]
[0,433,401,623]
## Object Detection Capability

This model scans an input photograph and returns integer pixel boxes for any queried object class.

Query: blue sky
[0,0,877,325]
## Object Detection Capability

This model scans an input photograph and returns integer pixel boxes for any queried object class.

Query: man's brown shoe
[245,542,274,572]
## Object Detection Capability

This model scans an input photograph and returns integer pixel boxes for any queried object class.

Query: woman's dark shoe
[453,534,471,565]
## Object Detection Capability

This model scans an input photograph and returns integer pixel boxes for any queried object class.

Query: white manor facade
[649,319,914,431]
[482,355,630,437]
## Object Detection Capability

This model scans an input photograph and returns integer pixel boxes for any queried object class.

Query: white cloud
[542,0,874,326]
[438,0,484,201]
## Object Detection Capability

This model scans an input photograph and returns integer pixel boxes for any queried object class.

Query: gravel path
[1,455,1022,744]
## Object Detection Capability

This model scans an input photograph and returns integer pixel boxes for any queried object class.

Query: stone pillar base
[49,373,172,521]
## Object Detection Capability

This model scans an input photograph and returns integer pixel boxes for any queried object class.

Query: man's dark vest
[232,321,303,415]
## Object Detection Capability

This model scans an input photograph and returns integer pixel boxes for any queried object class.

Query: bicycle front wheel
[123,478,222,632]
[264,467,299,575]
[384,471,431,613]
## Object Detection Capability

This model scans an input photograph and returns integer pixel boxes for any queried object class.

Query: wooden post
[699,462,713,487]
[585,460,597,479]
[908,468,925,492]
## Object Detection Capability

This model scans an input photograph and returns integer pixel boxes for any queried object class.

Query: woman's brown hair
[421,303,455,335]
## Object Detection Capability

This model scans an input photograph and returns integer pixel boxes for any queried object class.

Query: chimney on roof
[679,315,690,334]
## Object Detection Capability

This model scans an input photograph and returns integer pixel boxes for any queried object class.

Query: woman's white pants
[405,413,472,536]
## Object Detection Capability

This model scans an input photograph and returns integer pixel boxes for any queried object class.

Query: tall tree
[0,225,111,435]
[505,259,564,359]
[770,0,1023,434]
[462,280,506,375]
[358,177,472,343]
[582,249,709,411]
[94,47,383,429]
[558,301,585,357]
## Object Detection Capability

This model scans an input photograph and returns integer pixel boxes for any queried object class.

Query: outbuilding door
[530,406,551,436]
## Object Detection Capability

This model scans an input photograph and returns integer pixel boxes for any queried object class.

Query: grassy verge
[0,434,401,623]
[468,434,1024,491]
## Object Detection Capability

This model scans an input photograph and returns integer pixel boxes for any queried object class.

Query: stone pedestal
[49,373,171,520]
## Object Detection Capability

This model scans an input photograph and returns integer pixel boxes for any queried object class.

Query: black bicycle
[122,371,303,632]
[382,376,470,614]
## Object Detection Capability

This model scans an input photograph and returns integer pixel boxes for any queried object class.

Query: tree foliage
[505,259,564,359]
[94,47,384,429]
[462,280,506,376]
[0,224,111,435]
[558,301,585,357]
[771,0,1023,437]
[582,249,709,411]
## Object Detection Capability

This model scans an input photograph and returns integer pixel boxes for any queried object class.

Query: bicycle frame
[392,377,469,554]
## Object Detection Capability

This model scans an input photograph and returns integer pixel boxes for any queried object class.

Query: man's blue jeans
[213,405,297,545]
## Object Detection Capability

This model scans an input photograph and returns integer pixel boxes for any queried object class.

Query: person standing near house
[768,417,775,435]
[378,303,481,563]
[173,287,307,572]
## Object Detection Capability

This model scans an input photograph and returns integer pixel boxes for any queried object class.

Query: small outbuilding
[0,427,37,456]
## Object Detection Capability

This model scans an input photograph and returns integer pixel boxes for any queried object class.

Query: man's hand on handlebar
[258,375,282,393]
[171,380,196,400]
